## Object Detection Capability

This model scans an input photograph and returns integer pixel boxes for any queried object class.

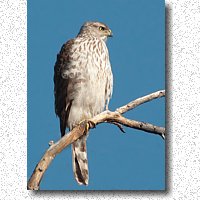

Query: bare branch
[116,90,165,114]
[27,123,86,190]
[27,90,165,190]
[86,110,165,138]
[108,121,126,133]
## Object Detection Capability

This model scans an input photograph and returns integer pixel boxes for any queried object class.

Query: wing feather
[54,39,75,136]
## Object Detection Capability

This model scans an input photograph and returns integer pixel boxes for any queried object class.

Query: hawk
[54,21,113,185]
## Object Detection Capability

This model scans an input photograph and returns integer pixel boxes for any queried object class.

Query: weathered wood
[27,90,165,190]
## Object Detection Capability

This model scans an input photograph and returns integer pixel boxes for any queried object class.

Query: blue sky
[28,0,165,190]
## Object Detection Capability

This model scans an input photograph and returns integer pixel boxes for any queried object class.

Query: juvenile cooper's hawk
[54,22,113,185]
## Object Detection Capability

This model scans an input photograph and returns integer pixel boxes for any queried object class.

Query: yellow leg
[78,120,96,134]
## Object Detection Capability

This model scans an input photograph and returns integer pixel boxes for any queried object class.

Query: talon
[78,120,96,135]
[88,120,96,129]
[85,123,90,133]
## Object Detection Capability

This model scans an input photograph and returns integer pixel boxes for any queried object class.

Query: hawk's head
[78,21,113,41]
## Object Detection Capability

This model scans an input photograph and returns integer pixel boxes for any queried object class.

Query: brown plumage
[54,21,113,185]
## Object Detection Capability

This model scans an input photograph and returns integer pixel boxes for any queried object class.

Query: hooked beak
[108,29,113,37]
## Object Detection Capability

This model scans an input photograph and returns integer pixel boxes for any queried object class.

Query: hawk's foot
[87,120,96,129]
[78,120,96,135]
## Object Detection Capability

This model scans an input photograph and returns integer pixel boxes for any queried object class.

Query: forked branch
[27,90,165,190]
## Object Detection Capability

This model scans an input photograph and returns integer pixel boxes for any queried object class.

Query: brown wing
[54,39,75,137]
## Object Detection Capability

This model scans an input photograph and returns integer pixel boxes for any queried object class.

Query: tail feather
[72,135,89,185]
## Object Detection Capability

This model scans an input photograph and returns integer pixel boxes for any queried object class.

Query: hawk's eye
[99,26,105,31]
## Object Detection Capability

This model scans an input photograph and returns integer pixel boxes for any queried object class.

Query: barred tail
[72,135,89,185]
